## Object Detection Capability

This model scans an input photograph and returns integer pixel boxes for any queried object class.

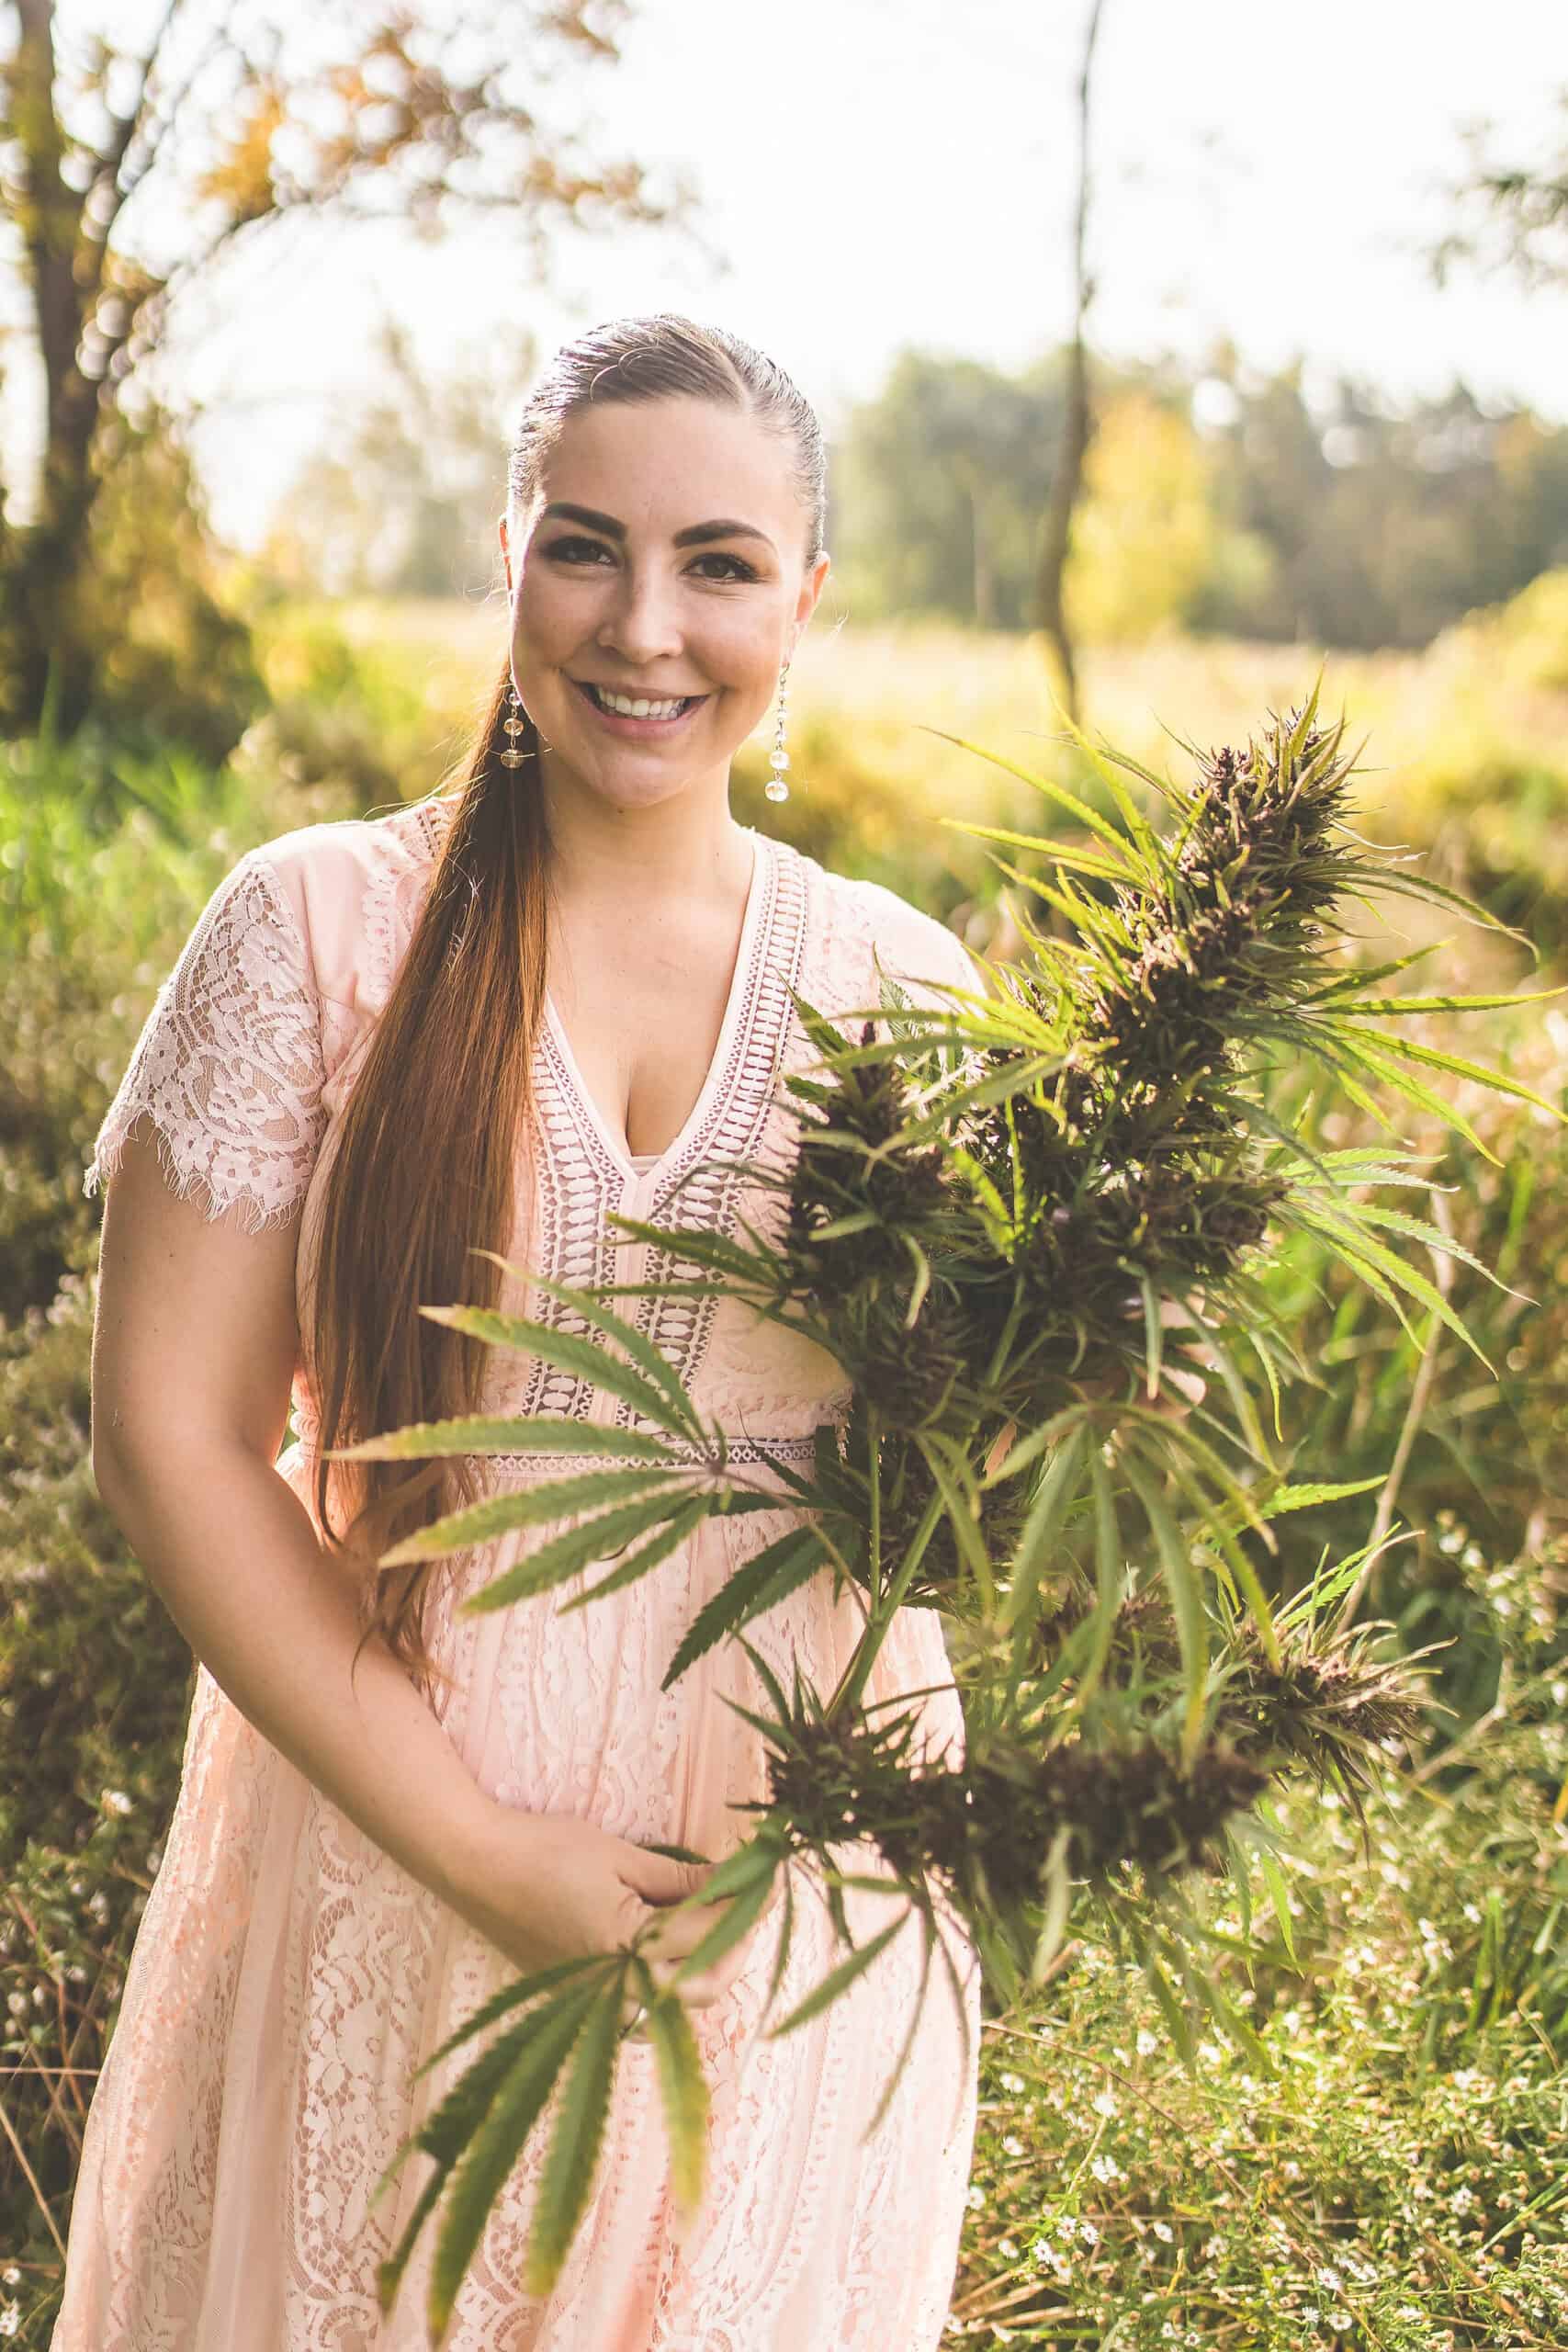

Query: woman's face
[499,395,830,818]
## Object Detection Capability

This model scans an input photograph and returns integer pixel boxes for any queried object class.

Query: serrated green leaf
[1003,1426,1089,1639]
[863,1915,940,2138]
[413,1955,604,2083]
[472,1253,705,1436]
[558,1494,714,1611]
[426,1980,603,2335]
[420,1302,697,1439]
[331,1413,681,1466]
[765,1908,910,2038]
[522,1982,626,2298]
[1120,1452,1211,1765]
[667,1860,780,1985]
[661,1528,826,1689]
[381,1466,685,1568]
[461,1492,696,1614]
[929,734,1144,866]
[629,1955,710,2216]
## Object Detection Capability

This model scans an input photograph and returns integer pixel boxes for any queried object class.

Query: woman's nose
[597,564,682,664]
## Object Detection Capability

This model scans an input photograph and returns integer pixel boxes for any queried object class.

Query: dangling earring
[765,657,791,803]
[499,681,527,770]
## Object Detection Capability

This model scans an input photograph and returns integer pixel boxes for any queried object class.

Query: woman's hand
[448,1807,774,2034]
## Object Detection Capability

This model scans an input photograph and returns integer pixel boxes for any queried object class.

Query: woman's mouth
[570,678,708,736]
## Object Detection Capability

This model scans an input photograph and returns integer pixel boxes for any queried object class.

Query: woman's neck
[538,763,754,918]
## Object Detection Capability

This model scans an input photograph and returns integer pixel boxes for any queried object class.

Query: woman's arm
[90,1127,502,1912]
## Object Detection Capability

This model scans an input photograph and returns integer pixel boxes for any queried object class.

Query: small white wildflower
[1302,2310,1320,2326]
[1089,2154,1122,2184]
[1450,2185,1474,2214]
[1197,2038,1225,2065]
[101,1789,133,1816]
[964,2184,986,2211]
[998,2070,1025,2094]
[1078,2220,1099,2245]
[1316,2266,1341,2291]
[0,2305,17,2341]
[1135,2030,1159,2056]
[1056,2214,1078,2239]
[1329,2313,1352,2332]
[0,2269,16,2287]
[1001,2135,1023,2156]
[1153,2219,1174,2243]
[1090,2088,1118,2118]
[6,1993,27,2019]
[998,2237,1017,2259]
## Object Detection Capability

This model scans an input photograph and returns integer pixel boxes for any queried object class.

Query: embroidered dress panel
[54,793,983,2351]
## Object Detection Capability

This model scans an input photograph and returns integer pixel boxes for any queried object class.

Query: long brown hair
[310,314,829,1702]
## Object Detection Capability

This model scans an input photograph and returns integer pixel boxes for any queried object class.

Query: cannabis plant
[332,681,1556,2338]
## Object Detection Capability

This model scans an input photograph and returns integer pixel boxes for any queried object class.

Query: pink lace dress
[53,796,983,2352]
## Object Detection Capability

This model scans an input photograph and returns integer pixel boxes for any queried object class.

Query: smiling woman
[58,314,983,2352]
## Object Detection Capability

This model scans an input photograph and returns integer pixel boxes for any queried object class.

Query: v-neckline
[542,829,770,1188]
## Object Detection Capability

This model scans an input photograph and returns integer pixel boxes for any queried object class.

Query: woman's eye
[542,537,757,582]
[691,551,759,582]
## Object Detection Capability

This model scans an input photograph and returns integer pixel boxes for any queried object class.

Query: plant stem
[825,1483,948,1722]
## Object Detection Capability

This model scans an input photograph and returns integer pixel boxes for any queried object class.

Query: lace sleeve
[84,849,329,1233]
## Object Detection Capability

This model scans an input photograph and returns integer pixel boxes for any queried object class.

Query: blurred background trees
[0,0,690,742]
[257,313,536,599]
[826,344,1568,648]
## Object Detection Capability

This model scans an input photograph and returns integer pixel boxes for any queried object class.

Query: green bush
[953,1536,1568,2349]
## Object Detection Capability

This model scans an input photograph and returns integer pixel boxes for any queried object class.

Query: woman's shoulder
[792,842,978,1002]
[243,795,457,1012]
[251,793,453,903]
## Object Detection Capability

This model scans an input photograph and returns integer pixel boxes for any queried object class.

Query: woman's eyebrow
[540,502,776,553]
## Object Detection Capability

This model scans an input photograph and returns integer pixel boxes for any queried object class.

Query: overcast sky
[119,0,1568,547]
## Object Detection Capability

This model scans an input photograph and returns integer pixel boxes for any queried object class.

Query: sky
[25,0,1568,548]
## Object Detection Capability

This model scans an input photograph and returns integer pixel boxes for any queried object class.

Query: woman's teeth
[582,682,695,720]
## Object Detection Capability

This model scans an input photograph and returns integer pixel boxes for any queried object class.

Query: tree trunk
[1034,0,1109,727]
[6,0,108,734]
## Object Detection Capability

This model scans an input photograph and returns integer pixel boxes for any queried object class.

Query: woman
[54,314,982,2350]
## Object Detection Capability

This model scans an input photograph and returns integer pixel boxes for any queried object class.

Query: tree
[831,352,1058,628]
[0,1,696,735]
[1429,87,1568,292]
[1034,0,1108,724]
[1062,389,1224,643]
[260,313,540,599]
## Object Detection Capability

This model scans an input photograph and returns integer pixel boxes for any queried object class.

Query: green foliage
[954,1543,1568,2347]
[63,408,265,763]
[831,345,1568,651]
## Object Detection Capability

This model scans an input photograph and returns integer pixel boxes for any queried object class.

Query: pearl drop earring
[765,657,791,803]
